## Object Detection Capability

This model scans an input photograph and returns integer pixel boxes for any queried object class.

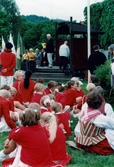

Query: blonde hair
[48,93,55,101]
[28,102,40,112]
[40,95,51,107]
[0,89,11,98]
[14,70,25,80]
[20,108,40,126]
[86,83,95,92]
[10,87,17,96]
[34,83,45,92]
[40,112,57,143]
[51,102,62,113]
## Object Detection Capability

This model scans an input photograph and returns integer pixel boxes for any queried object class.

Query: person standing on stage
[46,34,54,68]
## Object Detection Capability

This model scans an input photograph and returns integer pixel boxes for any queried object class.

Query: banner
[1,36,5,51]
[9,32,16,54]
[16,32,24,70]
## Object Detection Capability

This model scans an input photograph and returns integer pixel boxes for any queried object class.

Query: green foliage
[84,0,114,49]
[1,115,114,167]
[0,0,20,45]
[94,59,111,94]
[21,15,50,23]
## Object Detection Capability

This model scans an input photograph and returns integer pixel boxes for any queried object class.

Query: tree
[84,0,114,49]
[0,0,20,45]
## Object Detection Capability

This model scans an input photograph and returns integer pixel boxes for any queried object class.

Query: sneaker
[48,66,52,68]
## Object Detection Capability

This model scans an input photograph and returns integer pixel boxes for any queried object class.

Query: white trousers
[47,53,52,67]
[1,76,13,87]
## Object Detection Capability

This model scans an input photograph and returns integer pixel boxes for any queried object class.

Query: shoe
[48,66,52,68]
[66,141,82,150]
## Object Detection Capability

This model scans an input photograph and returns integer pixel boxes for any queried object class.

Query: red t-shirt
[56,92,67,109]
[0,96,16,129]
[31,92,44,104]
[55,112,71,136]
[64,88,76,107]
[1,51,16,76]
[44,126,67,161]
[8,125,52,167]
[18,80,36,103]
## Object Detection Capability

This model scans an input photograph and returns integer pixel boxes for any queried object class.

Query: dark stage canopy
[57,22,104,35]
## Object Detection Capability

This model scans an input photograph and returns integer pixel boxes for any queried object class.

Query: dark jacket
[46,38,54,53]
[88,51,107,74]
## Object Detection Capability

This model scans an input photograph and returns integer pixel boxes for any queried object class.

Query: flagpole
[87,0,91,82]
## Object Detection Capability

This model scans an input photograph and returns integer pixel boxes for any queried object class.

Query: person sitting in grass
[76,90,114,155]
[0,108,52,166]
[40,112,71,166]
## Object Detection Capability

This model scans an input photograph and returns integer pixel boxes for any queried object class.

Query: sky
[15,0,103,22]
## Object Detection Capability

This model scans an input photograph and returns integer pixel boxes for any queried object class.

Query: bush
[94,60,111,95]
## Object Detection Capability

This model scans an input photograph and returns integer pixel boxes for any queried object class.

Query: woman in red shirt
[40,112,71,166]
[18,70,36,107]
[64,80,78,107]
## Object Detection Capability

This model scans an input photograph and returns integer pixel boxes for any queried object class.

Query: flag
[2,36,5,51]
[9,32,16,54]
[16,32,25,70]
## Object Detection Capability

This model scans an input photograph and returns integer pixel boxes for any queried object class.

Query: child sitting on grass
[40,112,71,166]
[51,102,71,136]
[0,108,52,166]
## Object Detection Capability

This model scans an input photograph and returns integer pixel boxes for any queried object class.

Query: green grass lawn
[0,80,114,167]
[1,117,114,167]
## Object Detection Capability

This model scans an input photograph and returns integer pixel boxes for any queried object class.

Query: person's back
[0,90,16,132]
[0,108,52,166]
[0,42,16,86]
[88,45,106,74]
[18,70,36,105]
[40,112,71,166]
[9,124,52,166]
[59,42,70,58]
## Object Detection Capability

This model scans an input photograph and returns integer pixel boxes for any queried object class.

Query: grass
[1,80,114,167]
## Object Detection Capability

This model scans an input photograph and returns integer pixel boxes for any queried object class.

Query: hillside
[21,14,69,23]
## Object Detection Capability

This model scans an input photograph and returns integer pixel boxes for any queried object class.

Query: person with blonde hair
[28,102,41,111]
[51,102,71,136]
[40,112,71,166]
[9,86,26,113]
[0,108,52,166]
[0,89,17,132]
[81,82,96,105]
[13,70,25,102]
[40,95,51,114]
[31,83,45,104]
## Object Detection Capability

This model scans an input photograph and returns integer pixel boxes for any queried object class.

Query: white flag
[9,32,16,54]
[2,36,5,51]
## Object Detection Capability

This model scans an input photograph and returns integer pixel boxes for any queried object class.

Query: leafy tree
[84,0,114,49]
[21,15,50,23]
[0,0,20,45]
[0,10,12,42]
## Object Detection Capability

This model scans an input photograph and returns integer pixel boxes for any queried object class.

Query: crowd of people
[1,38,114,166]
[21,33,55,72]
